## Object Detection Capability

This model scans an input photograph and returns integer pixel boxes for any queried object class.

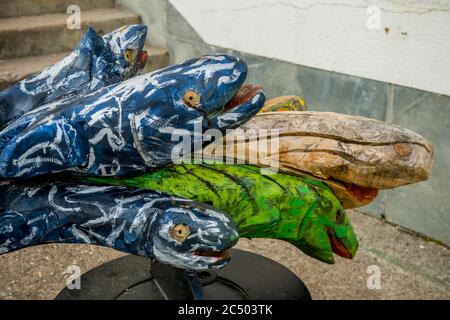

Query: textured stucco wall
[169,0,450,96]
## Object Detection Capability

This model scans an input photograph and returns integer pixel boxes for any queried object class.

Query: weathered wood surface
[200,110,433,207]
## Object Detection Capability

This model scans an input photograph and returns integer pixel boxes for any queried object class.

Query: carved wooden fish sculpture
[201,97,433,208]
[0,24,148,127]
[0,55,266,179]
[83,163,358,264]
[0,180,238,270]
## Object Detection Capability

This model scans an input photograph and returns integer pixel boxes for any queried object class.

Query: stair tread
[0,8,140,32]
[0,45,170,90]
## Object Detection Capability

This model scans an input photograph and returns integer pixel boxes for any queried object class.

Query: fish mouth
[194,249,230,259]
[326,228,356,260]
[342,182,378,202]
[194,249,231,267]
[136,50,148,70]
[223,84,263,112]
[326,178,379,209]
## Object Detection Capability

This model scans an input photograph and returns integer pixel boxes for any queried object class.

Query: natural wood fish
[201,98,433,208]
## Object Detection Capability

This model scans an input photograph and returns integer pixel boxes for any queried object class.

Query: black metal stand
[55,248,311,300]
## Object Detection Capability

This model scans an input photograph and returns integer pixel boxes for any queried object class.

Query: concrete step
[0,0,115,19]
[0,45,170,91]
[0,8,141,59]
[0,52,66,90]
[141,46,170,73]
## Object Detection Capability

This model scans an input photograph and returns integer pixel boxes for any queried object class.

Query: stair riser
[0,17,140,59]
[0,0,115,19]
[142,51,170,73]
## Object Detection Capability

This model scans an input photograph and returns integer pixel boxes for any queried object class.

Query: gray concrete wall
[118,0,450,246]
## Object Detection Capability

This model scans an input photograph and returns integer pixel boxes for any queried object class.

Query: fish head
[150,200,239,270]
[103,24,148,78]
[295,207,359,264]
[294,181,359,264]
[129,54,265,165]
[152,54,265,127]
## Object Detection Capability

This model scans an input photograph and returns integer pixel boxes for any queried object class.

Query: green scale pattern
[83,163,358,263]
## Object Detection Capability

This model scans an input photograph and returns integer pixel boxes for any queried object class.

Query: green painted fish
[83,163,358,264]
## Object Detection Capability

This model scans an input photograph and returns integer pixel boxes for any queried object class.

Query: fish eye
[124,48,135,62]
[170,224,190,242]
[183,90,200,108]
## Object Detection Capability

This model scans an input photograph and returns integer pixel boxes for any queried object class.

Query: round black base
[56,248,311,300]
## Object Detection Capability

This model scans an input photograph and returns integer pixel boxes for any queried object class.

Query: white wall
[117,0,168,47]
[169,0,450,96]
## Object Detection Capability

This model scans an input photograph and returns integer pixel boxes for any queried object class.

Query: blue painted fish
[0,54,265,179]
[0,25,148,127]
[0,180,238,270]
